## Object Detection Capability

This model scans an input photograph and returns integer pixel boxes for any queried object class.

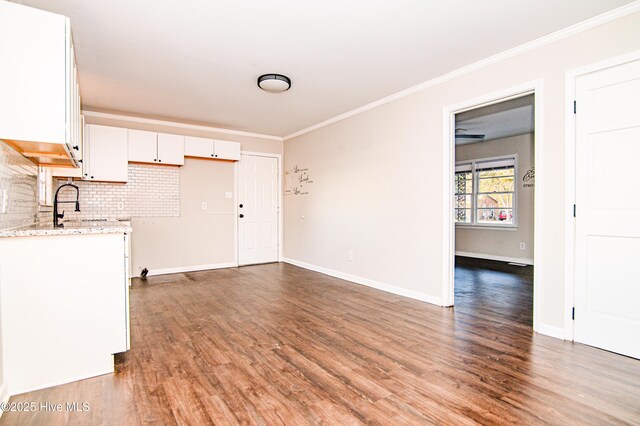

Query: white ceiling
[455,95,534,145]
[12,0,633,137]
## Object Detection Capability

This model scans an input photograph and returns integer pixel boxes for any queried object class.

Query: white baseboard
[0,382,9,419]
[455,251,534,266]
[143,262,237,277]
[281,258,443,306]
[535,323,565,340]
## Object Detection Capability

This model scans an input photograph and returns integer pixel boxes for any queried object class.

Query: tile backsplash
[55,163,180,221]
[0,141,38,230]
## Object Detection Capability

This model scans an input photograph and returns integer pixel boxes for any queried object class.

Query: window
[455,156,516,226]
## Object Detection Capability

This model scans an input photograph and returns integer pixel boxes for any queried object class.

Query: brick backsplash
[0,141,38,230]
[56,164,180,221]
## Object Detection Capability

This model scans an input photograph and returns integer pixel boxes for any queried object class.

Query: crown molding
[82,110,283,142]
[284,1,640,141]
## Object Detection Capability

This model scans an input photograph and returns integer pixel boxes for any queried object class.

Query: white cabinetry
[185,136,240,161]
[214,140,241,161]
[128,129,157,163]
[84,125,128,182]
[0,233,129,395]
[129,130,184,165]
[0,1,82,167]
[157,133,185,165]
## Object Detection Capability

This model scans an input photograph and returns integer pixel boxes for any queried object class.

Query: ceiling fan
[455,128,485,141]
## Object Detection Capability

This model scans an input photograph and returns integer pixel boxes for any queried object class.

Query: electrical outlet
[520,242,526,250]
[117,201,124,211]
[225,191,233,199]
[347,250,354,261]
[201,202,207,210]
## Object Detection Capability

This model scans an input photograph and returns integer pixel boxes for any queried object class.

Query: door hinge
[573,100,577,114]
[572,307,575,320]
[573,204,576,217]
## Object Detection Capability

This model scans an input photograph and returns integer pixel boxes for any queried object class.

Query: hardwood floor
[2,262,639,425]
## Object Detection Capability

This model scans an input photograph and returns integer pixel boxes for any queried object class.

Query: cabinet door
[157,132,185,165]
[88,125,128,182]
[128,129,157,163]
[0,2,66,144]
[213,140,241,161]
[184,136,214,158]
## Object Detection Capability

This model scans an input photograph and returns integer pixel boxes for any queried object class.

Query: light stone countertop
[0,221,132,238]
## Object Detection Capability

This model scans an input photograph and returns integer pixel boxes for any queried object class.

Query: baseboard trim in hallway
[281,257,443,306]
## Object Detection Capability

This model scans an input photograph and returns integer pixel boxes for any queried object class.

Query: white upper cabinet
[157,133,185,165]
[0,2,81,167]
[184,137,240,161]
[128,129,157,163]
[185,136,215,158]
[85,125,128,182]
[214,140,241,161]
[128,130,184,165]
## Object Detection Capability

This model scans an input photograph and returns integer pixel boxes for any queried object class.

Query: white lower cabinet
[84,124,128,182]
[0,233,129,395]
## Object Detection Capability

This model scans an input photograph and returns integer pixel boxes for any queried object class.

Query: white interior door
[238,154,279,266]
[574,59,640,359]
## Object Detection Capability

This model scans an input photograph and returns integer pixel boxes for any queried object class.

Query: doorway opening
[442,85,541,331]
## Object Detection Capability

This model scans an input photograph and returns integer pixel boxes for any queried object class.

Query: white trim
[455,251,534,266]
[238,151,284,265]
[0,382,9,419]
[284,1,640,141]
[82,110,283,142]
[536,323,566,340]
[281,258,443,306]
[144,262,237,277]
[563,49,640,342]
[442,80,544,332]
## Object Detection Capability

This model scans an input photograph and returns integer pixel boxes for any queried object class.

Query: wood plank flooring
[2,262,639,425]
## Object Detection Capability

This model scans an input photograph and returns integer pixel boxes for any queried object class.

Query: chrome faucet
[53,183,80,227]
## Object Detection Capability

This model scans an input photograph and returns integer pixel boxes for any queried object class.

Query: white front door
[238,154,279,266]
[574,59,640,359]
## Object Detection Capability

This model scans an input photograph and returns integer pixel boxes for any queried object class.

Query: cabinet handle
[215,154,218,157]
[211,154,214,157]
[239,204,243,208]
[153,159,157,162]
[73,145,79,150]
[239,214,244,218]
[91,176,94,179]
[158,159,162,162]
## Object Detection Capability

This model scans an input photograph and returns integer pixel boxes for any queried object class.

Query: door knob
[239,214,244,218]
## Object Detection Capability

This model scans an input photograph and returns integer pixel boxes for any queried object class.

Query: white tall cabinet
[0,1,82,167]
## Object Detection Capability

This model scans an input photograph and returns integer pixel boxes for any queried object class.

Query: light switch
[201,202,207,210]
[225,191,233,199]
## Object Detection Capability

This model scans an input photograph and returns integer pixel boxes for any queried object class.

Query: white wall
[283,12,640,331]
[455,134,534,263]
[84,115,283,275]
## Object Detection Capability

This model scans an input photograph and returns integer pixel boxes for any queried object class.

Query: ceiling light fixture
[257,74,291,93]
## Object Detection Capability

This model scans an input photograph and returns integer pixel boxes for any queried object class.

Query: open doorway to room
[452,94,535,327]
